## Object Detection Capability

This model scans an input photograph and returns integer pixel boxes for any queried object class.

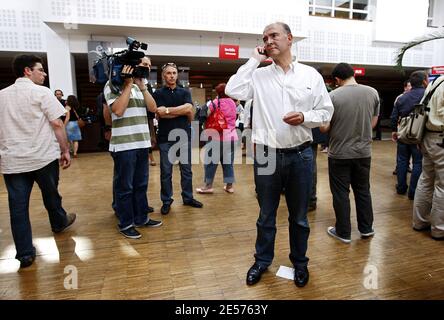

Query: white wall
[298,15,436,68]
[40,0,308,37]
[373,0,429,43]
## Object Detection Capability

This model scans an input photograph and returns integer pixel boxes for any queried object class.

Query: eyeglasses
[161,62,177,70]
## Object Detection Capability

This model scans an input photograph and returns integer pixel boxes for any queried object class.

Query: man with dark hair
[391,70,429,200]
[324,62,380,244]
[226,22,333,288]
[0,54,76,269]
[54,89,66,106]
[154,62,203,215]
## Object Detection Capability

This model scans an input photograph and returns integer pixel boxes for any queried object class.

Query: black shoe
[246,263,267,286]
[53,213,76,233]
[308,202,317,212]
[183,198,203,208]
[135,219,163,228]
[119,226,141,239]
[413,225,431,232]
[147,206,154,213]
[294,266,309,288]
[408,193,415,200]
[161,203,171,215]
[432,236,444,241]
[19,255,36,269]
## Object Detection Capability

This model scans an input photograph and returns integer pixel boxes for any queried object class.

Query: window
[427,0,440,28]
[309,0,372,21]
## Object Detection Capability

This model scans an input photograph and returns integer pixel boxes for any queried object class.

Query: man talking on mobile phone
[226,22,334,288]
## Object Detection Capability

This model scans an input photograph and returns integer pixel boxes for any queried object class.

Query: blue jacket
[391,87,425,131]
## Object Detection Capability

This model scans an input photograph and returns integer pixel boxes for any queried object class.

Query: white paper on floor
[276,266,294,280]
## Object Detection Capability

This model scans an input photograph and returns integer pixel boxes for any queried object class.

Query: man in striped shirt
[104,56,162,239]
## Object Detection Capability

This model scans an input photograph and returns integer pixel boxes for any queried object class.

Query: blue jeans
[253,146,312,269]
[3,160,68,261]
[396,142,423,197]
[204,140,235,184]
[159,141,193,205]
[111,148,150,230]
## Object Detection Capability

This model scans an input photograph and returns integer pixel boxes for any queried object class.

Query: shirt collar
[15,77,34,84]
[272,58,297,73]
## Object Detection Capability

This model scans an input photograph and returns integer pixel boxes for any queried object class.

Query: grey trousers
[413,132,444,238]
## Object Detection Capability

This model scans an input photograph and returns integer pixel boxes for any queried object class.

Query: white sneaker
[360,230,375,238]
[327,226,351,244]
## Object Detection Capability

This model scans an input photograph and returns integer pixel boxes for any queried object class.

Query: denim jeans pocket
[298,148,313,162]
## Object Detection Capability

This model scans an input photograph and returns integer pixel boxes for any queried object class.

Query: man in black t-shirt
[153,63,203,215]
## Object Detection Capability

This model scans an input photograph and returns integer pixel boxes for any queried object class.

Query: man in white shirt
[0,55,76,269]
[226,22,333,288]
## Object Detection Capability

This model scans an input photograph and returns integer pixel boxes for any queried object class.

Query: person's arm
[293,73,334,128]
[134,77,157,113]
[225,47,265,100]
[319,123,330,133]
[103,102,112,141]
[63,106,70,125]
[372,94,381,129]
[50,118,71,169]
[390,99,400,142]
[157,103,194,121]
[111,66,134,117]
[372,116,379,129]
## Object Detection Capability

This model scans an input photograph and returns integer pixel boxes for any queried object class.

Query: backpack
[92,53,110,85]
[397,78,444,144]
[205,99,228,133]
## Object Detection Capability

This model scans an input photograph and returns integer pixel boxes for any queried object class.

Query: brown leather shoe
[53,213,76,233]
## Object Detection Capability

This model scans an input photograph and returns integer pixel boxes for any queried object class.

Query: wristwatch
[166,108,170,114]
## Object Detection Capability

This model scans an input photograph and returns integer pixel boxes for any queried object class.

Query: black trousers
[328,157,374,238]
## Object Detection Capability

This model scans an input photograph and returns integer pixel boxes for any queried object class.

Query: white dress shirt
[226,58,334,148]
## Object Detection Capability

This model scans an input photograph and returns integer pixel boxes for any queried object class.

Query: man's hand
[283,112,304,126]
[391,132,398,142]
[134,77,145,90]
[59,151,71,169]
[252,46,268,63]
[157,106,168,118]
[121,65,134,87]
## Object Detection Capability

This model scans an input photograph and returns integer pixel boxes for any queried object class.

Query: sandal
[224,185,234,193]
[196,187,214,194]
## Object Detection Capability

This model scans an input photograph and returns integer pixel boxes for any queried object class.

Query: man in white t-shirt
[0,55,76,269]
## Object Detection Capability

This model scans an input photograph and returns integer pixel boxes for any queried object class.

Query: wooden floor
[0,141,443,300]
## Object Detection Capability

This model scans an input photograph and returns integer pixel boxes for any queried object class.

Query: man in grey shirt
[323,63,379,243]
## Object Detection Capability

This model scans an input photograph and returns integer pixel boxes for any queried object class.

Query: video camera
[110,37,149,86]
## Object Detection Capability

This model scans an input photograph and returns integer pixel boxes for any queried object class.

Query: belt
[426,128,443,133]
[260,142,311,154]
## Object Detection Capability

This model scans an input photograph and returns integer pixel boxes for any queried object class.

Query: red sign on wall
[219,44,239,60]
[353,67,366,76]
[431,66,444,75]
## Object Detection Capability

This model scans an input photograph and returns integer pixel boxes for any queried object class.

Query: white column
[45,26,77,96]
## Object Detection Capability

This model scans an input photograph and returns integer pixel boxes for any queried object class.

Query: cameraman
[104,56,162,239]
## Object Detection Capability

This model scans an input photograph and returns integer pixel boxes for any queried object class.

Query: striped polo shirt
[104,82,151,152]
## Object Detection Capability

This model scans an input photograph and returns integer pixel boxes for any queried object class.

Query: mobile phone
[258,47,269,57]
